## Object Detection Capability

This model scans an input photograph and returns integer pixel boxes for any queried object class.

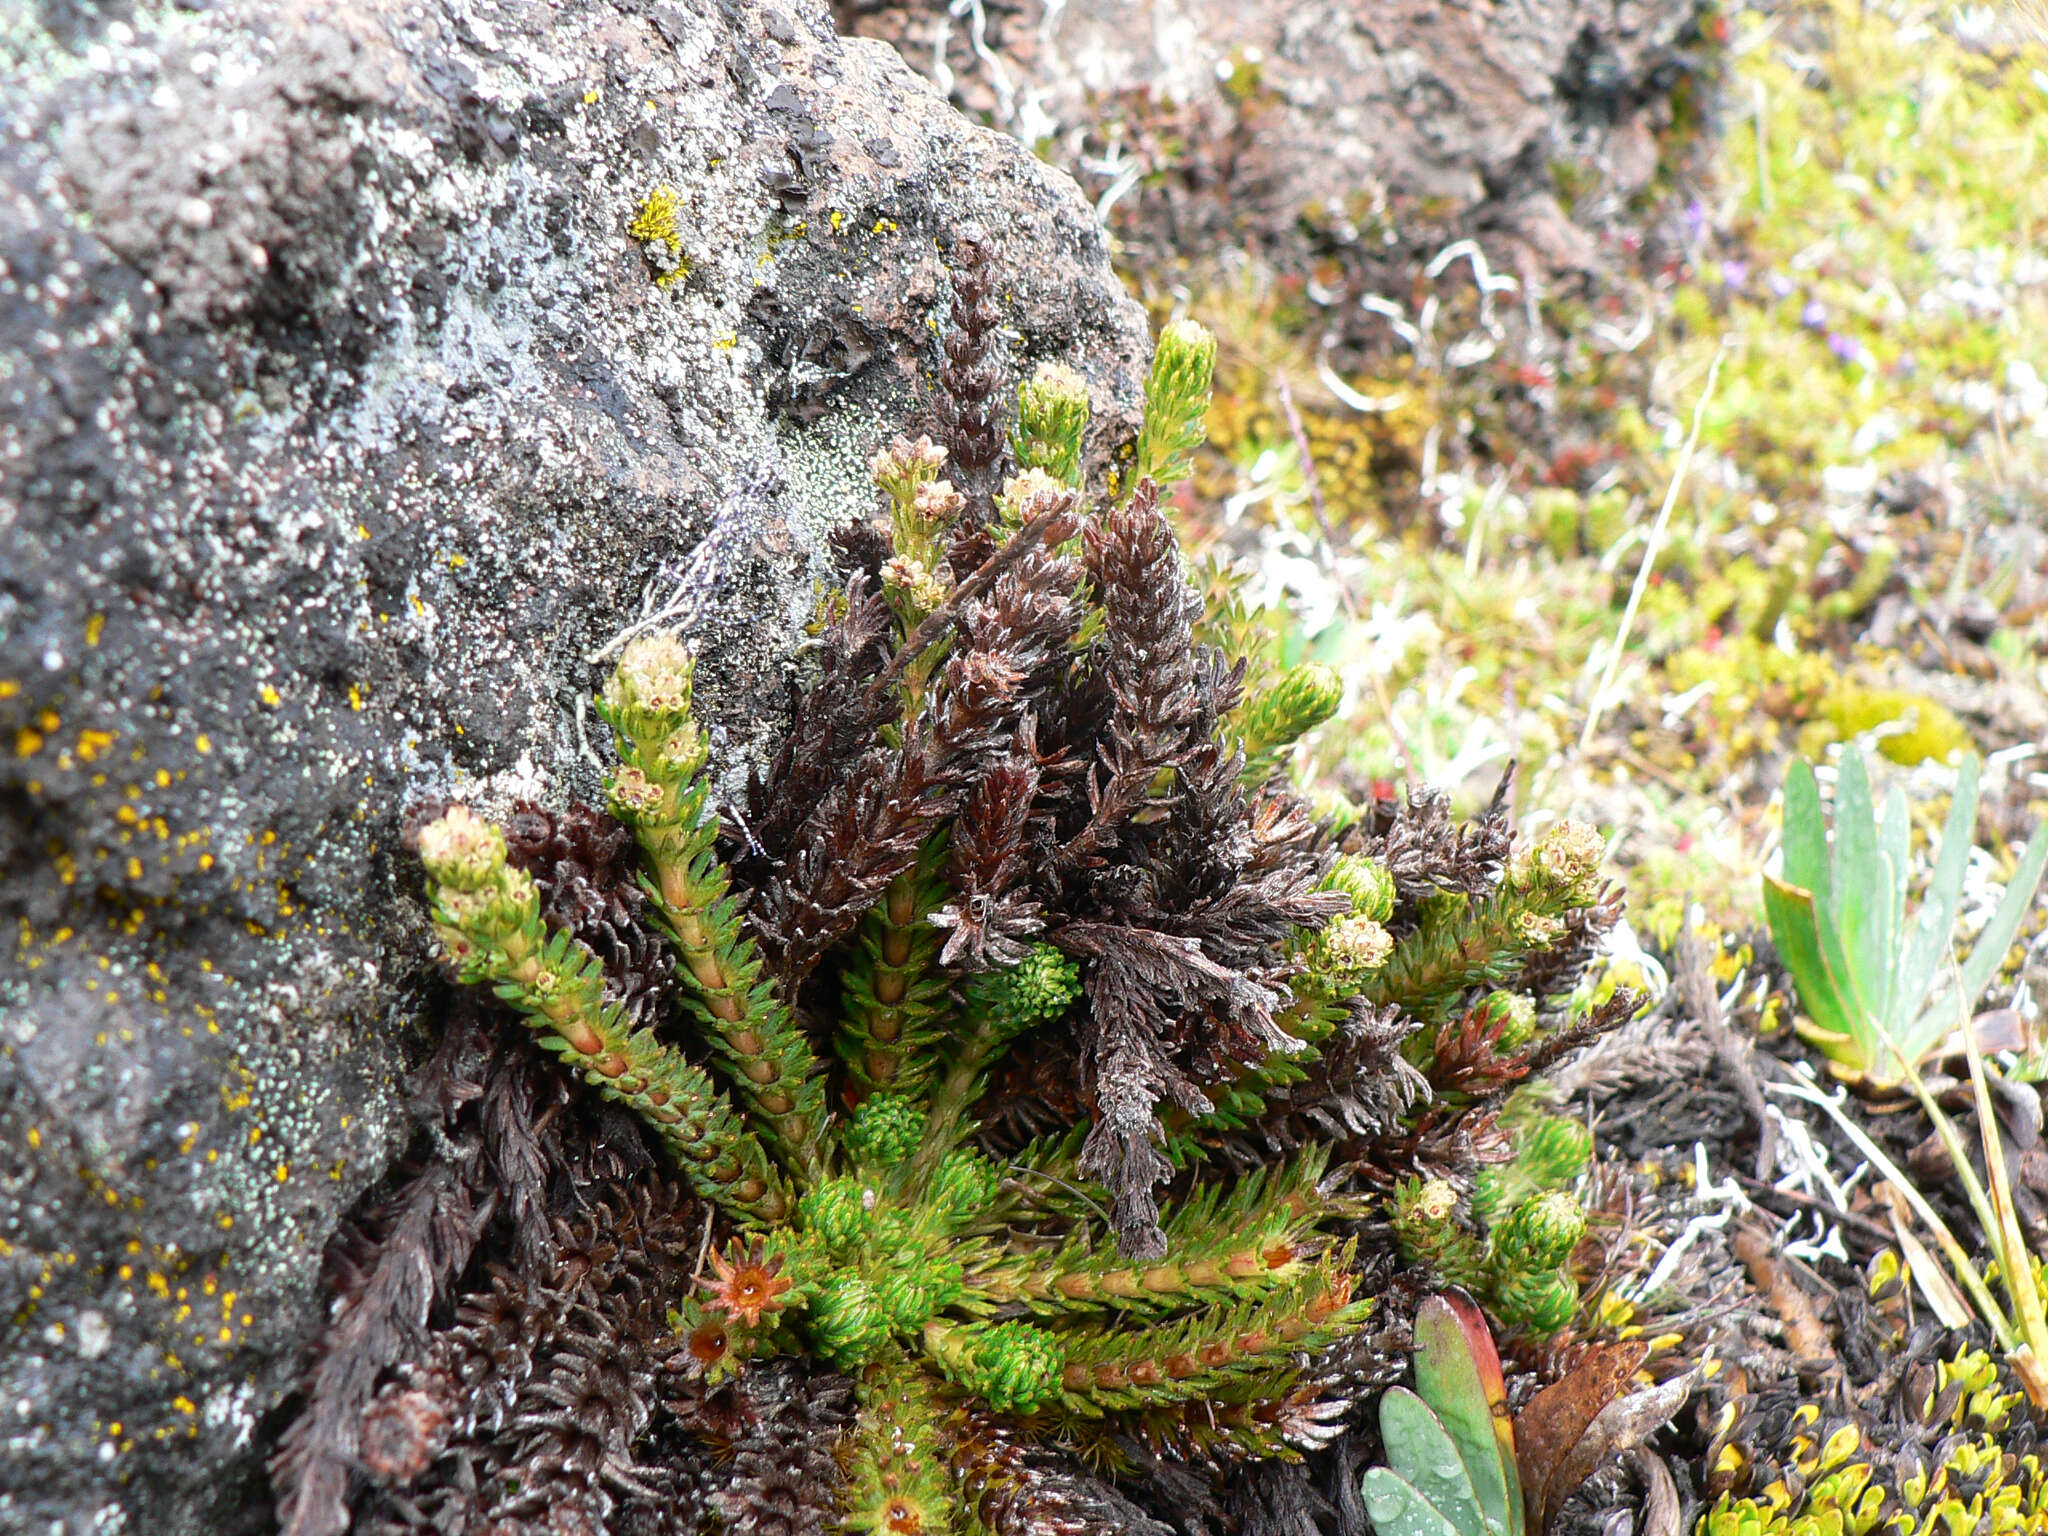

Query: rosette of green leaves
[1765,751,2048,1088]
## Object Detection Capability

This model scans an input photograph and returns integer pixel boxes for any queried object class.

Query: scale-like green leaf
[1365,1470,1466,1536]
[1381,1387,1489,1536]
[1896,755,1979,1048]
[1414,1294,1523,1536]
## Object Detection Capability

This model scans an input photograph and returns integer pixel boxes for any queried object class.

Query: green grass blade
[1897,755,1979,1045]
[1766,1076,2017,1353]
[1381,1387,1489,1536]
[1762,874,1858,1045]
[1364,1470,1467,1536]
[1828,751,1888,1032]
[1953,821,2048,1019]
[1960,1016,2048,1403]
[1779,759,1868,1053]
[1780,760,1832,900]
[1876,783,1911,1028]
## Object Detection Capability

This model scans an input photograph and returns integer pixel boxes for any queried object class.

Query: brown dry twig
[1732,1222,1838,1370]
[1676,918,1777,1181]
[1733,1174,1894,1248]
[867,500,1081,700]
[1274,374,1360,620]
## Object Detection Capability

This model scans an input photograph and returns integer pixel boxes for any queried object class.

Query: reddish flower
[686,1316,731,1372]
[700,1244,793,1327]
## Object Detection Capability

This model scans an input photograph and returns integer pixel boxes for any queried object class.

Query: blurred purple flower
[1801,299,1827,329]
[1722,260,1748,287]
[1768,272,1795,298]
[1826,333,1873,367]
[1685,200,1707,243]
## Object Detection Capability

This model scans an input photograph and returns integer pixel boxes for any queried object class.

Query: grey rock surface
[0,0,1147,1528]
[838,0,1709,281]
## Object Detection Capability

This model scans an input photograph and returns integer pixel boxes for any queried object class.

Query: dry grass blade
[1960,1001,2048,1404]
[1874,1183,1972,1331]
[1579,340,1726,753]
[1766,1076,2019,1355]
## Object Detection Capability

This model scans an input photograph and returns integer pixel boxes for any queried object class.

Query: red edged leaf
[1513,1341,1648,1534]
[1414,1291,1523,1536]
[1546,1372,1698,1531]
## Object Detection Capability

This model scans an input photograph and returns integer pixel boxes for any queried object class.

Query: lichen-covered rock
[838,0,1710,282]
[0,0,1146,1528]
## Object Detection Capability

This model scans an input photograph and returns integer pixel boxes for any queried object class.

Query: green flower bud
[931,1320,1066,1415]
[1324,854,1396,923]
[1491,1267,1578,1337]
[1157,317,1217,370]
[875,1253,963,1334]
[431,886,491,933]
[1132,318,1216,490]
[931,1149,1001,1222]
[798,1177,875,1254]
[1528,818,1605,904]
[845,1093,927,1166]
[1013,361,1092,487]
[1494,1191,1586,1271]
[869,434,948,500]
[1515,1114,1592,1190]
[1482,990,1538,1049]
[1409,1178,1459,1224]
[494,864,538,917]
[1389,1177,1484,1286]
[964,943,1081,1041]
[1324,914,1393,980]
[881,554,951,616]
[607,633,696,718]
[997,467,1079,530]
[915,474,964,517]
[417,806,509,891]
[607,764,665,819]
[1241,662,1343,758]
[810,1273,892,1369]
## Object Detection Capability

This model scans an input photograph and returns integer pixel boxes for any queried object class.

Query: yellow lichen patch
[628,185,690,288]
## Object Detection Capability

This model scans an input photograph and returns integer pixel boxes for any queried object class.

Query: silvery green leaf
[1364,1470,1467,1536]
[1381,1387,1489,1536]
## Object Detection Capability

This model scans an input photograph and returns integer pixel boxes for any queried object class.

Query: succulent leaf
[1364,1468,1468,1536]
[1380,1386,1492,1536]
[1412,1293,1524,1536]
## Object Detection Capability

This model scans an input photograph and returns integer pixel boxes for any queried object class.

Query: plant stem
[1960,1015,2048,1405]
[1580,341,1725,753]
